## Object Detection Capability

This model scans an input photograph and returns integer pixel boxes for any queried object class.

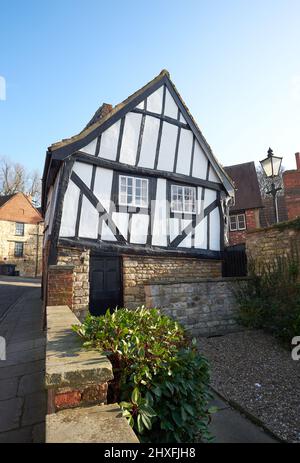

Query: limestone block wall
[0,219,43,277]
[123,256,222,308]
[246,219,300,270]
[56,246,90,320]
[144,278,247,336]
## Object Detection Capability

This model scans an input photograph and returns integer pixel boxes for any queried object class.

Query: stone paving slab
[45,305,113,389]
[46,404,139,443]
[210,407,277,443]
[0,397,24,433]
[0,359,45,380]
[0,377,19,400]
[0,284,46,443]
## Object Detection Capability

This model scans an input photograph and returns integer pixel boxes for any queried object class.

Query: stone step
[46,404,139,443]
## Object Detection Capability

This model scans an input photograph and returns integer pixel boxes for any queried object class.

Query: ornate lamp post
[260,148,283,223]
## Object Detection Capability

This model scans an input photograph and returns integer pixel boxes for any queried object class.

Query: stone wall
[0,219,43,277]
[123,255,222,308]
[246,219,300,270]
[144,278,246,336]
[56,246,90,320]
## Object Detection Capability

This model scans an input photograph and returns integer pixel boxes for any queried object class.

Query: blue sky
[1,0,300,174]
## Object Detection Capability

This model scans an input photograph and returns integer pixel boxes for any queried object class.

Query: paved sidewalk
[209,392,277,443]
[0,283,46,443]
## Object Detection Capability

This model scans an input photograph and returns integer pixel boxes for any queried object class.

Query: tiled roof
[0,194,15,208]
[224,162,263,211]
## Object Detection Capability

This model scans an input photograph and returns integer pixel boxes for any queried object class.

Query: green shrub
[73,307,213,442]
[235,252,300,343]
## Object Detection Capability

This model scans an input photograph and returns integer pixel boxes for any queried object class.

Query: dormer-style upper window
[119,175,148,207]
[171,185,196,214]
[15,222,25,236]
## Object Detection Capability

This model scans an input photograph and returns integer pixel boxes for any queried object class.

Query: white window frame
[119,175,149,208]
[230,213,246,231]
[14,241,24,257]
[171,184,196,214]
[15,222,25,236]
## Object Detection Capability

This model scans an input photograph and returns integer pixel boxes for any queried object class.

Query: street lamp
[260,148,283,223]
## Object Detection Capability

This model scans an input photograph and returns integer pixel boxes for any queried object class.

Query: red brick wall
[0,192,42,224]
[228,209,259,246]
[47,265,74,308]
[283,156,300,220]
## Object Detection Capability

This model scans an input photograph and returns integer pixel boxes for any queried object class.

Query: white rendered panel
[169,218,180,242]
[101,221,117,241]
[138,116,160,168]
[209,165,221,183]
[73,162,92,188]
[112,212,129,241]
[93,167,113,213]
[176,129,193,175]
[204,189,217,209]
[197,187,204,215]
[152,179,167,246]
[178,219,192,248]
[164,88,178,119]
[157,122,177,172]
[136,100,145,110]
[130,214,149,244]
[99,119,120,161]
[192,141,208,179]
[147,86,164,114]
[119,113,142,165]
[79,196,98,239]
[59,180,80,237]
[195,216,207,249]
[209,208,220,251]
[80,138,97,156]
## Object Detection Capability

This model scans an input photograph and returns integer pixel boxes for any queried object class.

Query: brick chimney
[282,153,300,220]
[98,103,113,120]
[295,152,300,170]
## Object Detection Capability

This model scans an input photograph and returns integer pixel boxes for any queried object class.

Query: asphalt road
[0,277,41,321]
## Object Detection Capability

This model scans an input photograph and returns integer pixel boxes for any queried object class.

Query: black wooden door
[222,245,247,277]
[89,256,122,316]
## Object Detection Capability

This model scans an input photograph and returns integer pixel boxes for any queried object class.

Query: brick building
[0,192,44,277]
[282,152,300,220]
[224,162,263,246]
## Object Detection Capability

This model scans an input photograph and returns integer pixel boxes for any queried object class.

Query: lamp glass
[260,155,282,178]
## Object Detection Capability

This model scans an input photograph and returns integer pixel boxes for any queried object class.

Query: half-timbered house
[42,70,234,318]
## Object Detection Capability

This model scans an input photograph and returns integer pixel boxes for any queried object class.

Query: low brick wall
[57,246,90,319]
[123,256,222,308]
[47,265,74,308]
[144,278,247,336]
[45,305,138,443]
[46,305,113,412]
[246,219,300,270]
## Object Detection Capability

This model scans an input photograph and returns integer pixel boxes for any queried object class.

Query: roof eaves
[49,70,170,153]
